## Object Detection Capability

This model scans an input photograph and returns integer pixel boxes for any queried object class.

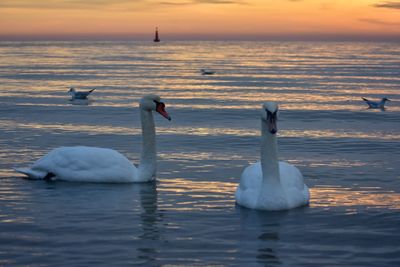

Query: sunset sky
[0,0,399,41]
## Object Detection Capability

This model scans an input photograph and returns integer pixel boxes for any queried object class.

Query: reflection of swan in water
[136,182,163,264]
[15,95,171,182]
[138,182,161,240]
[237,207,287,266]
[235,102,310,210]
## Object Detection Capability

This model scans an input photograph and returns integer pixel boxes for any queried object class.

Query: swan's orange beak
[156,102,171,121]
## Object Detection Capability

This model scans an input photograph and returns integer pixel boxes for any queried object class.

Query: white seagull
[68,87,95,100]
[362,97,390,109]
[201,69,215,75]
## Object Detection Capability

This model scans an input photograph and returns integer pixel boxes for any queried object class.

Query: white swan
[235,102,310,210]
[15,94,171,183]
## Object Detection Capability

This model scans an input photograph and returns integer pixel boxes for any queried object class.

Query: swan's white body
[15,146,138,182]
[235,102,310,210]
[15,94,171,183]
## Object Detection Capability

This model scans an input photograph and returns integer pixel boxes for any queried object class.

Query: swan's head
[68,87,76,94]
[382,97,390,102]
[140,94,171,121]
[261,102,279,135]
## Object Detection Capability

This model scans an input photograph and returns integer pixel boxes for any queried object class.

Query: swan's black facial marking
[153,100,163,108]
[266,109,278,134]
[154,100,171,121]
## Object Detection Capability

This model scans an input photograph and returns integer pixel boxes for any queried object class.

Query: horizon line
[1,33,400,42]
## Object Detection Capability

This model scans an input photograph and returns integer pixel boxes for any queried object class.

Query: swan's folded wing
[279,162,305,190]
[279,161,310,207]
[235,162,263,208]
[239,162,262,191]
[47,147,136,182]
[15,146,137,182]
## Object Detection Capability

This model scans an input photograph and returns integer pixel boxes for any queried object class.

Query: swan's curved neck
[138,108,157,181]
[261,120,280,184]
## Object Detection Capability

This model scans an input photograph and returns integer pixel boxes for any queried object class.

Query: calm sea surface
[0,41,399,266]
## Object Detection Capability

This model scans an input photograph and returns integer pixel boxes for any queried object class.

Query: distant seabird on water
[201,69,215,75]
[362,97,390,109]
[68,87,95,100]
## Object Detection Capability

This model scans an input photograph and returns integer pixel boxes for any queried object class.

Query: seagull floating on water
[201,69,215,75]
[362,97,390,109]
[68,87,95,100]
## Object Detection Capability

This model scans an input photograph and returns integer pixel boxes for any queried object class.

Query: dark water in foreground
[0,41,399,266]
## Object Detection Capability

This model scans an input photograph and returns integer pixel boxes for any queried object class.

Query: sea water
[0,41,399,266]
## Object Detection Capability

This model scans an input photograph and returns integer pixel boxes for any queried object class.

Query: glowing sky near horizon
[0,0,399,40]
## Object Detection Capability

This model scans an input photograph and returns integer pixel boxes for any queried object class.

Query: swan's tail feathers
[14,168,46,180]
[362,97,369,102]
[88,89,95,94]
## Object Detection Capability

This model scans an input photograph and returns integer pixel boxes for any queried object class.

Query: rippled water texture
[0,41,399,266]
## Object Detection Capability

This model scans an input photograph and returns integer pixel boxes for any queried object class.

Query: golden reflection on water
[0,183,34,224]
[159,152,244,161]
[310,186,400,210]
[0,176,398,213]
[157,178,237,211]
[158,178,400,211]
[3,84,399,111]
[12,101,395,112]
[2,119,399,141]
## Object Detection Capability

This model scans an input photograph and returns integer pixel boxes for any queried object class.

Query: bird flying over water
[362,97,390,109]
